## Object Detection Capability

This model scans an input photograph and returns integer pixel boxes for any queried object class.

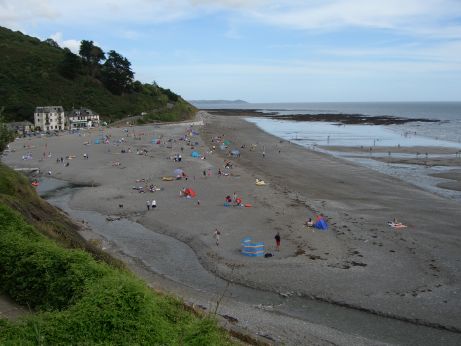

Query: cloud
[242,0,461,38]
[49,32,80,53]
[2,0,461,39]
[0,0,58,29]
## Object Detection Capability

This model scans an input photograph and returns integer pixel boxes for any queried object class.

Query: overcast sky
[2,0,461,102]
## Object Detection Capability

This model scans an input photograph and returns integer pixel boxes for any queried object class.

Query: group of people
[224,192,242,206]
[146,200,157,210]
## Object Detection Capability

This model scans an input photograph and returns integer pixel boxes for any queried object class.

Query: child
[213,229,221,246]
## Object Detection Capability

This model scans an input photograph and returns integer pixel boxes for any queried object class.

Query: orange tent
[184,188,197,198]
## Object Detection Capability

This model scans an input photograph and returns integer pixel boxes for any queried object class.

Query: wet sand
[431,171,461,192]
[3,111,461,338]
[321,145,461,155]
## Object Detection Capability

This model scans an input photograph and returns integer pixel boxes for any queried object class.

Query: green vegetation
[0,163,120,266]
[0,164,232,345]
[0,108,15,152]
[0,26,196,123]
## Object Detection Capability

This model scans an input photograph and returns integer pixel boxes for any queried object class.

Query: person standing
[275,232,281,251]
[151,200,156,209]
[146,200,150,211]
[213,228,221,246]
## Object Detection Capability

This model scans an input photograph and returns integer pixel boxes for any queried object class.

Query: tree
[0,108,14,153]
[59,48,82,79]
[44,38,59,48]
[79,40,105,76]
[79,40,94,62]
[101,50,134,95]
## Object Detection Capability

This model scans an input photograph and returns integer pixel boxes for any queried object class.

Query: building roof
[7,121,33,126]
[68,108,99,117]
[35,106,64,113]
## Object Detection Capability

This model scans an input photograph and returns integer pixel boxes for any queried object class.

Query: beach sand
[3,111,461,336]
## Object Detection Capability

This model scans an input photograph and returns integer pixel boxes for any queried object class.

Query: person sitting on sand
[306,218,314,227]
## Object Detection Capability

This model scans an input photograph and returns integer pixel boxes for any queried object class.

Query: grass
[0,165,233,345]
[0,163,122,267]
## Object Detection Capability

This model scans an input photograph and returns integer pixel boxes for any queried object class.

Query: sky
[1,0,461,102]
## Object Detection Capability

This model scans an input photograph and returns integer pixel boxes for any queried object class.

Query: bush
[0,204,232,345]
[0,205,109,310]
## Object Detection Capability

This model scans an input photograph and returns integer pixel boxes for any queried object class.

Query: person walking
[146,200,150,211]
[151,200,156,209]
[275,232,281,251]
[213,228,221,246]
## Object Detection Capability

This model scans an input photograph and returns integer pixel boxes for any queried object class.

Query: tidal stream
[39,178,461,345]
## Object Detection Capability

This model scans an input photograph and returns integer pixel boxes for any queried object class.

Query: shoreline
[204,108,439,125]
[3,112,461,343]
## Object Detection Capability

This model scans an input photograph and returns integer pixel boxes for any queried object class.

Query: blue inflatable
[191,151,200,158]
[241,237,265,257]
[314,218,328,230]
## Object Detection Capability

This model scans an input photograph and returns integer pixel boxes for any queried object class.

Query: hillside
[0,163,233,344]
[0,26,195,122]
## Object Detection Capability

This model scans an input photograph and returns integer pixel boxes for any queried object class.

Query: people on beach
[275,232,281,251]
[213,228,221,246]
[146,200,150,211]
[306,218,314,227]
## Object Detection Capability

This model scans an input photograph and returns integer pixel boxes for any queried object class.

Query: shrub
[0,205,109,310]
[0,204,232,345]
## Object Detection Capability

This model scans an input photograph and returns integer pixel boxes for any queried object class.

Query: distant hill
[0,26,195,123]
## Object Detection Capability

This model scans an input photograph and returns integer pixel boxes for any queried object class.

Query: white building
[34,106,65,131]
[67,108,100,129]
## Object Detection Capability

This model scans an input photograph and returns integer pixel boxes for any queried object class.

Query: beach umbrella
[231,149,240,157]
[174,168,183,176]
[224,140,231,145]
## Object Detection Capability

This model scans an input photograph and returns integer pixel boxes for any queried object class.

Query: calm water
[194,101,461,143]
[193,101,461,120]
[193,101,461,201]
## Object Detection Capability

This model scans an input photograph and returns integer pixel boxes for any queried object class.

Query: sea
[192,101,461,202]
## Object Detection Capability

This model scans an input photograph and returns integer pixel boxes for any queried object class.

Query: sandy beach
[3,111,461,343]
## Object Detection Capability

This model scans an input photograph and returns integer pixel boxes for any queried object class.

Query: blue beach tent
[231,149,240,157]
[191,151,200,158]
[314,218,328,230]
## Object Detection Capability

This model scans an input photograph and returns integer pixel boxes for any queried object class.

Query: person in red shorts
[275,232,281,251]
